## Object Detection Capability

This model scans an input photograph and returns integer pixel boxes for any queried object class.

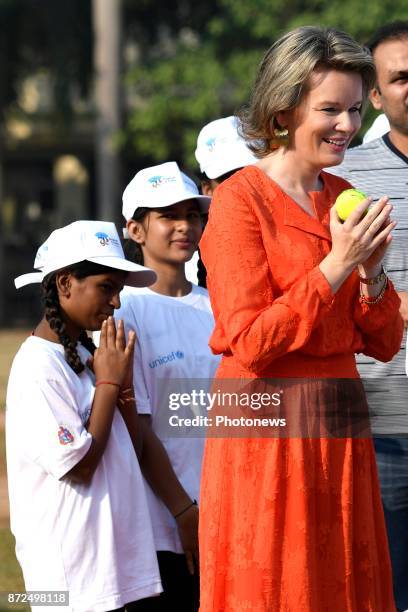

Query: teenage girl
[117,162,220,611]
[6,220,162,612]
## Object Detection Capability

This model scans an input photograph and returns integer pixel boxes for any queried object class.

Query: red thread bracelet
[95,380,121,388]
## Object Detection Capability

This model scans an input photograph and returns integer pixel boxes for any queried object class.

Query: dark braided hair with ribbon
[42,261,111,374]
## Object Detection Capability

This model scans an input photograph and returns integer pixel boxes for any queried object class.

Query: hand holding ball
[335,189,368,222]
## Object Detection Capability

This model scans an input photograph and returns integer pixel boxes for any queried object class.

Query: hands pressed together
[93,317,136,389]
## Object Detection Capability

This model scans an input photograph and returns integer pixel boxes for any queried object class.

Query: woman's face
[132,199,203,267]
[280,68,363,170]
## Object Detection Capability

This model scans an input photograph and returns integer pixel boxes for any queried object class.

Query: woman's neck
[143,259,192,297]
[257,149,323,193]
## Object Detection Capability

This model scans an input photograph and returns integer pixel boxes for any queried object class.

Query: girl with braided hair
[41,261,102,373]
[6,220,165,611]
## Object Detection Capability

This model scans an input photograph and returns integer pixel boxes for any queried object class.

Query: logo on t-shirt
[149,350,184,369]
[58,426,74,445]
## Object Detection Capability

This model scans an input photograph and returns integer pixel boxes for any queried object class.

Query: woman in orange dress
[199,26,404,612]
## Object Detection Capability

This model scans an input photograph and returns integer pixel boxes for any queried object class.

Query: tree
[122,0,408,169]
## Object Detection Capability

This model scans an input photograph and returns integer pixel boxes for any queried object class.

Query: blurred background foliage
[0,0,407,170]
[120,0,408,166]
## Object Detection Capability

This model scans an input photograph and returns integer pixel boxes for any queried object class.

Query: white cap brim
[143,193,211,213]
[202,154,256,179]
[123,194,211,221]
[14,272,44,289]
[14,257,157,289]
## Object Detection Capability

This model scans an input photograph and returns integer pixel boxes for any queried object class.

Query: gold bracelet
[360,276,388,305]
[358,266,386,285]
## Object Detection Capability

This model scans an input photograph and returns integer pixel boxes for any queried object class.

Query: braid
[197,248,207,289]
[42,276,85,374]
[197,214,209,289]
[79,331,96,356]
[123,238,144,265]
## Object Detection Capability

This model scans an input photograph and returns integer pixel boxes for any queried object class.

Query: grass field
[0,329,30,612]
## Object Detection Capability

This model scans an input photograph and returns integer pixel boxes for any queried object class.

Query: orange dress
[199,166,403,612]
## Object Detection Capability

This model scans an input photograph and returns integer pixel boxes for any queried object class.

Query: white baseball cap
[14,220,157,289]
[122,161,211,221]
[363,113,390,144]
[195,116,256,179]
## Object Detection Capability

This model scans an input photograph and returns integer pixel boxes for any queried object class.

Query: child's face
[57,270,127,333]
[132,200,203,267]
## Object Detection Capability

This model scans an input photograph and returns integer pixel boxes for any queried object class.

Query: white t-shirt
[116,284,220,553]
[184,251,199,285]
[362,113,390,143]
[6,336,161,612]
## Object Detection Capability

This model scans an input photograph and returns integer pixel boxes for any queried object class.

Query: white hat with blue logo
[14,220,157,289]
[195,116,256,179]
[122,161,211,221]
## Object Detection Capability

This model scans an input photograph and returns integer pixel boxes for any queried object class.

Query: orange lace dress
[198,166,403,612]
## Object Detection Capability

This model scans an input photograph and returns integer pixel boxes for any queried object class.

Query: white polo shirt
[116,284,220,553]
[6,336,161,612]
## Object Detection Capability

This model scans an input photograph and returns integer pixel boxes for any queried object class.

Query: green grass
[0,330,30,409]
[0,530,28,612]
[0,330,30,611]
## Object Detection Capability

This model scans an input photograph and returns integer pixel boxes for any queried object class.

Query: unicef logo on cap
[148,175,177,189]
[206,137,216,151]
[94,232,120,247]
[95,232,110,246]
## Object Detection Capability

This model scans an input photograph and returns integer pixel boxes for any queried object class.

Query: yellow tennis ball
[335,188,368,222]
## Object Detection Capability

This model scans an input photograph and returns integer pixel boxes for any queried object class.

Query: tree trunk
[0,157,5,327]
[92,0,122,224]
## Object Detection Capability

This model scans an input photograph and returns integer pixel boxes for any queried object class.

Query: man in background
[332,21,408,612]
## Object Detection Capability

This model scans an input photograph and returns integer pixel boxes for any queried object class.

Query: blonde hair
[239,26,376,157]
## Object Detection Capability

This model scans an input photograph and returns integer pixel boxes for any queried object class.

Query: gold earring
[273,126,288,139]
[270,119,289,149]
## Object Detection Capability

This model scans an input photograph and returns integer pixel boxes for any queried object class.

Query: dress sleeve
[353,277,403,362]
[201,185,335,374]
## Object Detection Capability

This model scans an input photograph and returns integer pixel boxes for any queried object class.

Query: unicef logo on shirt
[149,350,184,369]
